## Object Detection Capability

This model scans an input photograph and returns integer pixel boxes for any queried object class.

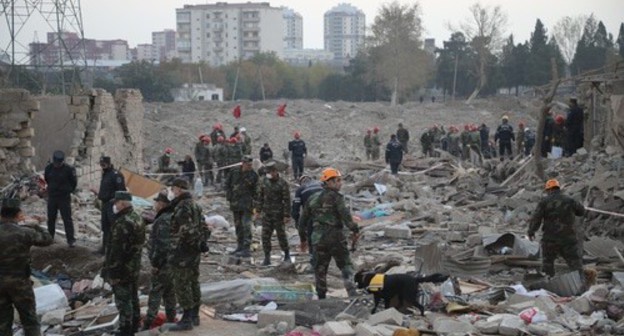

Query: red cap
[373,127,379,133]
[555,115,565,124]
[164,147,174,154]
[464,124,470,131]
[229,137,238,144]
[217,136,224,142]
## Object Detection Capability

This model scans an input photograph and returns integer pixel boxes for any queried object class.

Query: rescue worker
[385,134,404,175]
[230,126,240,139]
[95,156,126,254]
[44,150,77,247]
[288,131,307,180]
[194,135,214,186]
[469,125,483,165]
[542,112,555,157]
[460,124,471,160]
[214,136,226,185]
[157,148,175,173]
[240,127,252,155]
[553,115,566,148]
[259,143,273,163]
[528,179,585,277]
[364,129,374,160]
[524,127,536,156]
[224,156,258,257]
[565,97,584,156]
[431,124,445,153]
[255,161,291,266]
[210,123,226,146]
[167,178,206,331]
[299,168,360,299]
[447,126,462,157]
[103,191,145,335]
[143,193,176,330]
[479,123,490,158]
[177,155,196,184]
[516,122,525,156]
[494,116,515,161]
[396,123,410,153]
[371,127,382,160]
[420,128,434,157]
[292,175,323,262]
[0,198,53,336]
[224,137,243,178]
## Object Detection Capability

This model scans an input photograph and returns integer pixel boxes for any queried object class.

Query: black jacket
[291,181,323,222]
[288,139,307,158]
[44,163,77,197]
[98,167,126,202]
[259,147,273,162]
[385,140,404,163]
[495,123,515,143]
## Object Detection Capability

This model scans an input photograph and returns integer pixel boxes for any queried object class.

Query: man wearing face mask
[224,155,258,258]
[94,156,126,254]
[255,161,291,266]
[167,178,206,331]
[103,191,145,335]
[44,150,77,247]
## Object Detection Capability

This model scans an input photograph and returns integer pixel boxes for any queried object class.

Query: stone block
[432,319,476,334]
[320,321,356,336]
[20,99,40,112]
[41,308,65,325]
[384,225,412,239]
[0,138,20,148]
[367,308,403,326]
[446,231,464,242]
[506,294,534,305]
[257,310,295,329]
[0,149,5,160]
[474,319,500,334]
[354,323,378,336]
[498,315,524,336]
[18,147,35,157]
[18,139,31,148]
[568,296,592,314]
[16,127,34,138]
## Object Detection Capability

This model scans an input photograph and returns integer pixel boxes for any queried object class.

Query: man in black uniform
[44,150,77,247]
[494,115,515,161]
[291,175,323,265]
[95,156,126,254]
[385,134,404,175]
[288,132,307,180]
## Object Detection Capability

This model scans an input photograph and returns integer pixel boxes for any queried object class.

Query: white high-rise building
[176,2,284,66]
[282,7,303,50]
[324,3,365,62]
[152,29,177,61]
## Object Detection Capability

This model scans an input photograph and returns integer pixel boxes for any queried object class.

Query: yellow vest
[367,274,385,292]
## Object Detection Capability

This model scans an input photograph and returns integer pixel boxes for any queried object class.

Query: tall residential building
[135,44,154,61]
[29,32,130,66]
[282,7,303,49]
[176,2,284,66]
[152,29,177,61]
[324,3,365,62]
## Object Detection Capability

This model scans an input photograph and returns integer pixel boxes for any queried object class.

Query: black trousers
[389,162,400,175]
[292,156,304,179]
[499,141,512,158]
[101,200,114,253]
[47,195,75,243]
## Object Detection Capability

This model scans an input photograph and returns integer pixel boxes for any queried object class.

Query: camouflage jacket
[420,130,433,147]
[194,142,212,165]
[299,188,360,245]
[469,131,481,147]
[243,134,252,155]
[256,175,290,218]
[460,131,470,146]
[528,190,585,242]
[397,128,410,143]
[372,134,381,146]
[0,221,53,278]
[104,206,145,281]
[169,192,205,266]
[213,144,225,165]
[158,154,171,171]
[224,168,258,212]
[147,205,174,269]
[364,135,373,148]
[226,144,243,165]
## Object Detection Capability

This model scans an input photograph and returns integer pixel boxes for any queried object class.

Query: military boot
[167,310,193,331]
[236,248,251,258]
[262,252,271,266]
[142,318,153,331]
[192,305,200,326]
[283,250,291,262]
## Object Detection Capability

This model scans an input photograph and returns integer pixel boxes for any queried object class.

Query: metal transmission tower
[0,0,88,94]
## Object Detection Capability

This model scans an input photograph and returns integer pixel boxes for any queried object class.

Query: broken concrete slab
[527,322,568,335]
[432,318,477,334]
[319,321,356,336]
[384,225,412,239]
[367,308,403,326]
[568,296,593,314]
[498,315,525,336]
[474,318,501,334]
[41,308,65,325]
[257,310,295,329]
[354,322,378,336]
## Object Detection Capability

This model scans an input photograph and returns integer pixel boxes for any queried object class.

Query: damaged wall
[606,80,624,151]
[0,88,144,187]
[0,89,38,185]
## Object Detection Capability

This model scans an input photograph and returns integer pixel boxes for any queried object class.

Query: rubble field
[12,97,624,335]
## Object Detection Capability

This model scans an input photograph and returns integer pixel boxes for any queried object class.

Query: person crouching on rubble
[528,179,585,277]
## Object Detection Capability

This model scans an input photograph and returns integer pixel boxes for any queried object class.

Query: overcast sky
[2,0,623,55]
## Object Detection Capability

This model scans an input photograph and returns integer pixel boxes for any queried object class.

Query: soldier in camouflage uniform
[299,168,360,299]
[256,161,291,266]
[372,127,382,160]
[214,136,226,185]
[223,137,243,178]
[224,156,258,257]
[0,198,53,336]
[420,128,434,157]
[460,124,471,160]
[167,178,206,331]
[363,129,374,160]
[143,193,176,330]
[240,127,252,155]
[528,179,585,277]
[468,125,483,165]
[103,191,145,335]
[194,135,214,186]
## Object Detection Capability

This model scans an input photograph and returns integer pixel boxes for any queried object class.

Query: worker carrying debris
[528,179,586,277]
[0,198,53,336]
[299,168,360,299]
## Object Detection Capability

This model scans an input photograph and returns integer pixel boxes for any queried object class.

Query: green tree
[571,16,613,74]
[114,60,178,102]
[436,32,474,98]
[500,35,529,95]
[618,23,624,58]
[527,19,550,85]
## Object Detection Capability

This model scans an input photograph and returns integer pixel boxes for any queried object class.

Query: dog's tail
[415,273,449,283]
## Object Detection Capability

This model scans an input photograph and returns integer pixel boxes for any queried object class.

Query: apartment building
[323,3,365,63]
[282,7,303,50]
[152,29,177,61]
[176,2,284,66]
[29,32,130,66]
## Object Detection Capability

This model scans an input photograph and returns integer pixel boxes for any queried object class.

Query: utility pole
[452,53,459,101]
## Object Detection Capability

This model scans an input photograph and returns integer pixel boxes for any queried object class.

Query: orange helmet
[294,131,301,139]
[215,122,223,131]
[320,167,342,182]
[164,147,173,154]
[545,179,560,190]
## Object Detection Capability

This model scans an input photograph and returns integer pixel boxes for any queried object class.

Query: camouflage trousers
[312,230,355,298]
[232,210,253,249]
[541,240,583,277]
[365,147,373,161]
[198,162,214,186]
[261,214,289,254]
[171,259,201,310]
[112,279,140,333]
[145,267,176,324]
[371,147,380,161]
[0,277,40,336]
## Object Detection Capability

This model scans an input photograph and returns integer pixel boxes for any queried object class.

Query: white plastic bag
[519,307,547,324]
[34,284,68,315]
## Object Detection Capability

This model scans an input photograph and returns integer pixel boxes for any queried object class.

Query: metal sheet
[414,241,443,275]
[539,271,584,297]
[584,236,624,259]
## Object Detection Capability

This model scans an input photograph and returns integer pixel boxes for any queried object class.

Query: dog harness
[367,274,385,292]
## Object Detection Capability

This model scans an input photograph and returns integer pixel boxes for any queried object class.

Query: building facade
[152,29,177,61]
[176,2,284,66]
[29,32,130,66]
[323,3,365,63]
[282,7,303,50]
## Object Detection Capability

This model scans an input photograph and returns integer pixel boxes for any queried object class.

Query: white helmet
[525,127,530,132]
[240,127,247,132]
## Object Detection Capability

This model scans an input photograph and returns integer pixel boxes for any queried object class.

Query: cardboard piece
[120,168,164,199]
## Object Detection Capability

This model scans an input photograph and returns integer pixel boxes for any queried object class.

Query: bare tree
[552,14,590,65]
[453,3,507,103]
[368,1,428,106]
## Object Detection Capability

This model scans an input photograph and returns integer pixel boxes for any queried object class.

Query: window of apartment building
[206,13,210,19]
[206,33,211,38]
[177,12,190,22]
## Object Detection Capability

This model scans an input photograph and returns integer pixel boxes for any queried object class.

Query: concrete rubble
[1,94,623,335]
